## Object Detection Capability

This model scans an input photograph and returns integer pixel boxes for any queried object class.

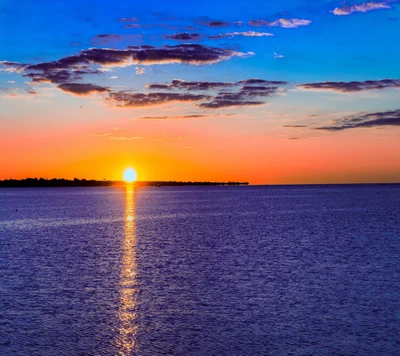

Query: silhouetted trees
[0,178,249,188]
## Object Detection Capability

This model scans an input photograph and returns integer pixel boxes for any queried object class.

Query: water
[0,185,399,355]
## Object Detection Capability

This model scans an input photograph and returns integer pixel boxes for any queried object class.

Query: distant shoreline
[0,179,398,188]
[0,178,249,188]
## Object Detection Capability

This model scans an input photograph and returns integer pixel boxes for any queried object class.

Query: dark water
[0,185,399,355]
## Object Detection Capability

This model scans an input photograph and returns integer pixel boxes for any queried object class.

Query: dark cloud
[108,91,210,107]
[146,79,236,91]
[298,79,400,92]
[239,78,287,85]
[24,69,77,84]
[145,84,172,90]
[165,33,202,41]
[207,21,230,28]
[7,44,242,86]
[22,44,241,73]
[132,44,239,65]
[283,125,308,128]
[27,91,37,95]
[195,17,230,28]
[57,83,110,96]
[315,109,400,131]
[137,114,207,120]
[199,92,265,108]
[144,78,286,108]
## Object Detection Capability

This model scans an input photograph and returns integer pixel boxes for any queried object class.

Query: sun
[123,168,137,183]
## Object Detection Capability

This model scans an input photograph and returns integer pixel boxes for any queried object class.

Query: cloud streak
[248,18,311,28]
[208,31,274,39]
[165,33,202,41]
[315,109,400,131]
[333,2,391,15]
[298,79,400,92]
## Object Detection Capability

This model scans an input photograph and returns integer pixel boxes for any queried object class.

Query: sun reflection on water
[116,184,138,355]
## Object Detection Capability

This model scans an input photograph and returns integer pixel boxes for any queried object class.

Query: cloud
[165,33,202,41]
[146,79,236,90]
[333,2,391,15]
[123,24,144,29]
[91,34,142,45]
[118,17,138,22]
[0,61,25,73]
[298,79,400,92]
[109,136,142,140]
[57,83,110,96]
[248,18,311,28]
[3,44,246,89]
[93,132,111,136]
[199,85,284,108]
[315,109,400,131]
[206,21,230,28]
[143,78,287,108]
[208,31,274,39]
[239,78,287,85]
[27,91,37,95]
[130,44,242,65]
[135,67,145,75]
[273,52,285,59]
[145,78,287,91]
[283,125,308,128]
[7,80,15,83]
[198,92,265,108]
[136,114,207,120]
[108,91,210,107]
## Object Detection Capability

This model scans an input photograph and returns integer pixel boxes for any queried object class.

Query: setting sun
[123,168,137,183]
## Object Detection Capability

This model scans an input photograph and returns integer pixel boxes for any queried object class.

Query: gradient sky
[1,0,399,184]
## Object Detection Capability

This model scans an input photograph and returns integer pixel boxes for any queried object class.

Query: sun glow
[123,168,137,183]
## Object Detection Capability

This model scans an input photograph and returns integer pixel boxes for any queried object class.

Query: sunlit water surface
[0,185,399,355]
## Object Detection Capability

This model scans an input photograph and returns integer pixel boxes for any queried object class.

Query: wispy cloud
[333,1,391,16]
[136,115,207,120]
[109,136,142,140]
[248,18,311,28]
[118,17,138,23]
[273,52,285,59]
[135,113,235,120]
[93,132,111,136]
[298,79,400,92]
[91,34,142,45]
[209,31,274,39]
[315,109,400,131]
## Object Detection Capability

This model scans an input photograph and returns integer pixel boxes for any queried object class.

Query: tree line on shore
[0,178,249,188]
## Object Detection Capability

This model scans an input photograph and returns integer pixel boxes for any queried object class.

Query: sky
[1,0,399,184]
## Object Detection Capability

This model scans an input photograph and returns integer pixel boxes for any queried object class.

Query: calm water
[0,185,399,355]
